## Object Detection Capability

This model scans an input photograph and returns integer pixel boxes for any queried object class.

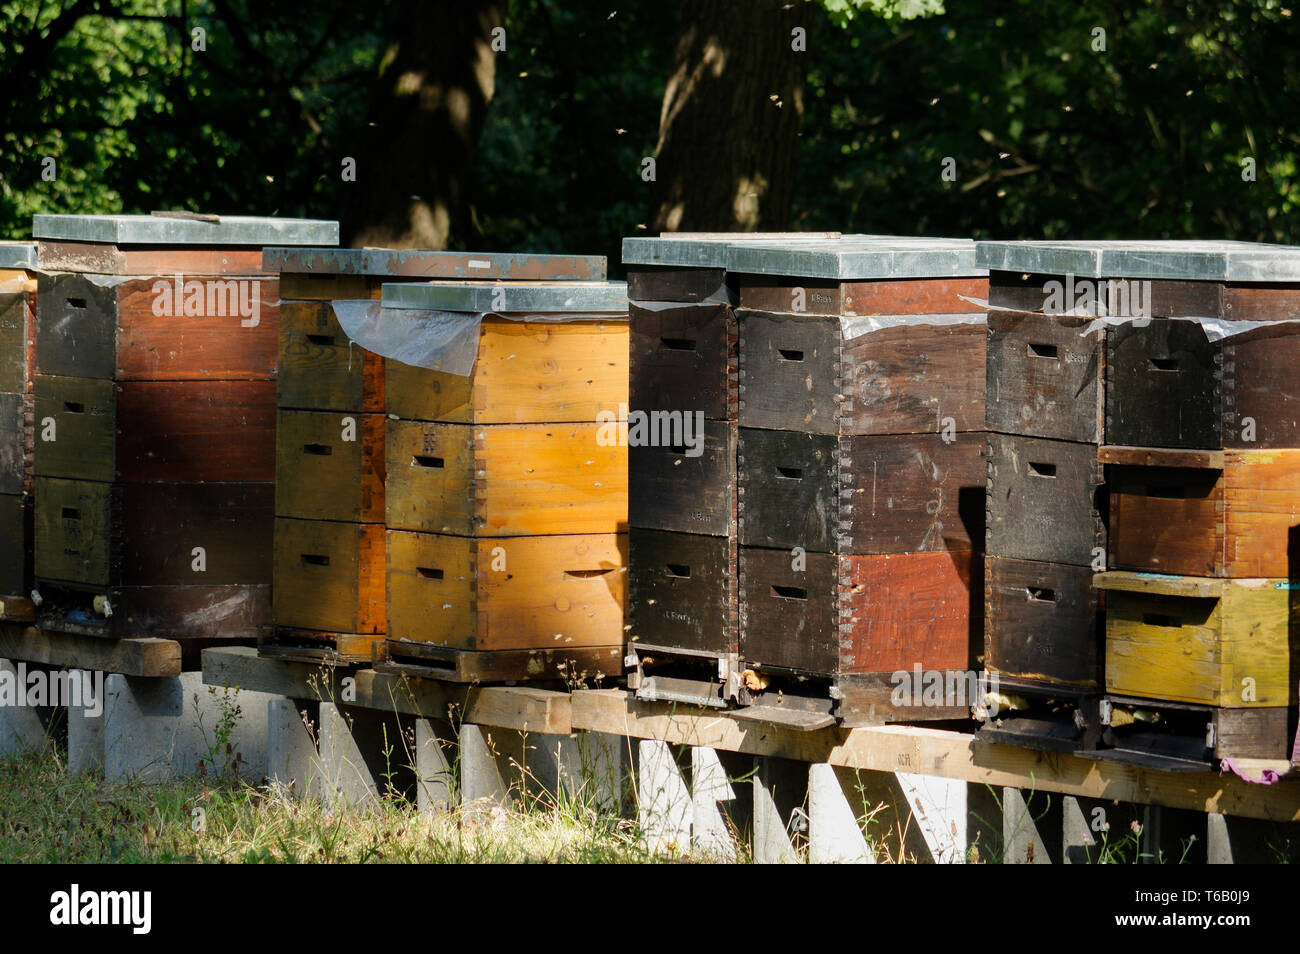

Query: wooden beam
[352,670,571,735]
[0,624,180,677]
[201,648,571,735]
[201,646,349,699]
[570,690,1300,823]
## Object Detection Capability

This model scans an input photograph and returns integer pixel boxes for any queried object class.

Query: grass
[0,740,667,864]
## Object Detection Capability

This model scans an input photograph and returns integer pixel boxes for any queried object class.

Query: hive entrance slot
[1143,613,1182,627]
[771,584,807,601]
[306,334,336,346]
[412,455,444,468]
[1028,342,1058,359]
[1149,357,1180,372]
[1028,461,1057,478]
[301,554,330,566]
[776,466,803,480]
[778,348,804,362]
[1026,587,1056,602]
[417,567,444,580]
[661,337,696,351]
[665,564,691,579]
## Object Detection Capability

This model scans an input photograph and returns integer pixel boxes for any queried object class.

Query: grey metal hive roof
[382,281,629,313]
[622,233,984,279]
[263,247,605,280]
[33,214,339,247]
[976,240,1300,282]
[0,243,37,268]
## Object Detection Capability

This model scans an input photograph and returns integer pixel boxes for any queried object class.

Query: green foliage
[815,0,946,29]
[1,0,1298,252]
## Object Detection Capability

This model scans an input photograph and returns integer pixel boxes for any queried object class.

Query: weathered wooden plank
[568,689,1300,822]
[0,623,180,676]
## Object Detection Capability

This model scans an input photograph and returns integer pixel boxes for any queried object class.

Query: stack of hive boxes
[619,233,847,708]
[262,248,606,663]
[621,234,990,724]
[620,235,744,706]
[730,238,989,725]
[378,280,631,683]
[30,214,336,645]
[975,241,1111,749]
[979,240,1300,765]
[0,243,38,621]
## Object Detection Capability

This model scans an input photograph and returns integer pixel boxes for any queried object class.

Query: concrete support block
[415,718,456,813]
[267,699,320,799]
[66,668,105,774]
[0,658,52,756]
[314,703,414,810]
[1002,787,1054,864]
[808,764,876,864]
[897,773,966,864]
[103,672,272,782]
[460,723,523,811]
[752,755,804,864]
[638,740,691,854]
[691,746,738,859]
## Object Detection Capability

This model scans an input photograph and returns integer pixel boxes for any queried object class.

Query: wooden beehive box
[385,420,626,537]
[33,478,272,637]
[622,237,743,682]
[275,410,384,523]
[1096,571,1297,708]
[984,555,1102,690]
[377,280,629,679]
[985,309,1105,443]
[0,243,38,619]
[29,214,336,638]
[986,432,1106,567]
[739,430,985,555]
[1104,446,1300,578]
[725,238,989,717]
[978,239,1300,449]
[266,249,608,661]
[386,318,628,424]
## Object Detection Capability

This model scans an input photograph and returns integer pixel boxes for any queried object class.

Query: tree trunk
[343,0,504,249]
[651,0,806,233]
